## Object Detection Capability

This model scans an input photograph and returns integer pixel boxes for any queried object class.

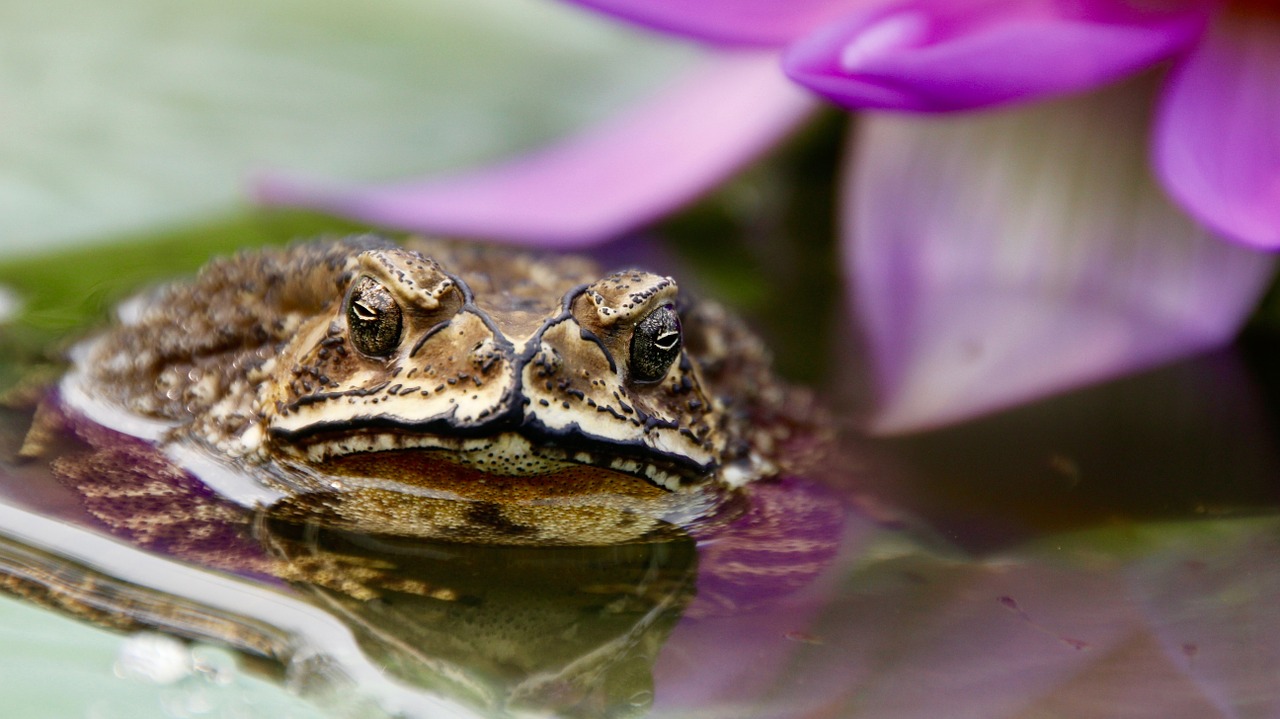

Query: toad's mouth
[273,428,713,492]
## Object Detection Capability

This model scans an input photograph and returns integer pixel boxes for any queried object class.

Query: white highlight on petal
[840,12,930,73]
[846,76,1276,434]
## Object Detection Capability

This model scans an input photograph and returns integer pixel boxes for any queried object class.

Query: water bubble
[115,632,194,685]
[191,644,239,687]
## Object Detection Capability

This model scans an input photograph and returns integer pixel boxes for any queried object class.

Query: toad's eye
[629,304,681,383]
[347,276,402,358]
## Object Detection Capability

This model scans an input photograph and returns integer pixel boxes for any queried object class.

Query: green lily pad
[0,0,695,256]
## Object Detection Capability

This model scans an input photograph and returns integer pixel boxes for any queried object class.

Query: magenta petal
[847,79,1276,434]
[256,52,814,248]
[559,0,865,47]
[1155,13,1280,249]
[783,0,1212,111]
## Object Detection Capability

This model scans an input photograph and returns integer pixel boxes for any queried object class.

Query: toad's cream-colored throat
[285,431,697,491]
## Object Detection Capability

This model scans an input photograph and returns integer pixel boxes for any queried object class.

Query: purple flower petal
[846,77,1275,434]
[782,0,1212,111]
[559,0,865,47]
[1154,12,1280,250]
[256,52,814,247]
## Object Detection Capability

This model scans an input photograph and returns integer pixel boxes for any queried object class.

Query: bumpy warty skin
[76,236,817,544]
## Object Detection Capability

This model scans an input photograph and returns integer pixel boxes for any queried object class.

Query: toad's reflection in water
[260,524,698,717]
[2,390,846,718]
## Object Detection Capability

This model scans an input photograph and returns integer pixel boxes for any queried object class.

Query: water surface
[0,234,1277,718]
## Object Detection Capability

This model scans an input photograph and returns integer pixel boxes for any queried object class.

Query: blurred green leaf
[0,0,694,256]
[0,210,365,340]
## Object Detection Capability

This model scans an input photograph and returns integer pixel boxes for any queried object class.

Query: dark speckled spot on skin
[464,502,535,537]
